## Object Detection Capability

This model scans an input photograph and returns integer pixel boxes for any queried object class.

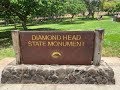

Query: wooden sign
[12,30,104,65]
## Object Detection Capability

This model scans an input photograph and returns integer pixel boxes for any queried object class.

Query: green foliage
[49,0,65,17]
[84,0,101,18]
[9,0,40,23]
[103,1,116,12]
[65,0,86,18]
[102,0,120,13]
[10,0,39,17]
[46,0,66,18]
[0,0,40,30]
[34,0,86,20]
[114,2,120,12]
[0,0,10,11]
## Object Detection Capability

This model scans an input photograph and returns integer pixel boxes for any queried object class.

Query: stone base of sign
[1,61,115,84]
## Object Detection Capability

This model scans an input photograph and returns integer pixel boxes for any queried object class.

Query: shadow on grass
[78,17,111,21]
[0,31,12,48]
[0,38,12,48]
[78,17,97,21]
[27,19,65,26]
[28,28,61,31]
[0,31,11,38]
[27,17,83,26]
[59,21,84,25]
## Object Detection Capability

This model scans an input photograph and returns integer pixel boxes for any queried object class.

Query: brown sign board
[12,30,104,65]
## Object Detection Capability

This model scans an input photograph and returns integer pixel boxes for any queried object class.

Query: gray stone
[1,66,22,84]
[56,68,66,82]
[60,77,70,84]
[1,61,115,84]
[48,74,58,83]
[68,74,76,83]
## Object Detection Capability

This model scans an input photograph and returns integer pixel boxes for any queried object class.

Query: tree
[34,0,49,19]
[84,0,101,18]
[114,2,120,12]
[100,0,120,15]
[0,0,15,26]
[0,0,40,30]
[49,0,66,20]
[34,0,66,21]
[65,0,86,20]
[103,1,116,15]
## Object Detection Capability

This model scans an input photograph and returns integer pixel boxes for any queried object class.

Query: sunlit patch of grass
[0,46,15,60]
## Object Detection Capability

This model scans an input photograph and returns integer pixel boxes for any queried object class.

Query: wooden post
[12,30,21,64]
[93,29,104,66]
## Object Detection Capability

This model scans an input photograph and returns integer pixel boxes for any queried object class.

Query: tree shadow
[0,38,12,48]
[59,20,84,25]
[78,17,97,21]
[28,28,61,31]
[0,31,12,48]
[27,17,72,26]
[0,31,12,38]
[78,17,111,21]
[27,19,61,26]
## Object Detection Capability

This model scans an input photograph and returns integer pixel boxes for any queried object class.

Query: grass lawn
[0,16,120,60]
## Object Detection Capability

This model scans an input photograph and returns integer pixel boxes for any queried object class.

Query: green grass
[28,16,120,32]
[0,47,15,60]
[0,37,15,60]
[0,16,120,59]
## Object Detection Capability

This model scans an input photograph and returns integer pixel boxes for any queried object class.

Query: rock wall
[1,61,115,84]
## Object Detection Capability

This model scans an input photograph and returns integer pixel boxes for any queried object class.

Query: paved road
[0,57,120,90]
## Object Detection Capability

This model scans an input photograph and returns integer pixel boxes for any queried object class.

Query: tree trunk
[91,11,95,19]
[17,15,28,30]
[87,10,95,19]
[13,16,17,29]
[108,12,111,16]
[82,12,85,17]
[22,20,27,30]
[4,16,9,26]
[71,15,74,22]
